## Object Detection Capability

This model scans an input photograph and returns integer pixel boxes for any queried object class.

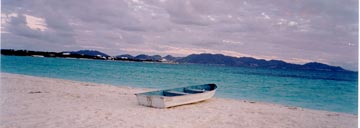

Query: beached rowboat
[135,84,217,108]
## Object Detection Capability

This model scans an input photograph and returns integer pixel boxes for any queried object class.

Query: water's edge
[1,72,356,115]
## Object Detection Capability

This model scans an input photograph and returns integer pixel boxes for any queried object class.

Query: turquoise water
[1,55,358,114]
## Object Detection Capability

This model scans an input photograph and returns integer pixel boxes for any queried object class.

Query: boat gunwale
[135,84,217,98]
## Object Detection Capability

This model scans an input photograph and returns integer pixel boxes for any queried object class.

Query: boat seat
[163,90,188,96]
[184,88,206,93]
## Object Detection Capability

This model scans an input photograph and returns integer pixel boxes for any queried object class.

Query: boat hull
[135,84,217,108]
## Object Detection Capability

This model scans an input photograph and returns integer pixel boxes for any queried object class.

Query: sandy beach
[0,73,357,128]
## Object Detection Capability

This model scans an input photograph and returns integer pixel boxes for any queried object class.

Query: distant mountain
[151,55,162,61]
[176,53,348,72]
[115,54,134,59]
[66,50,110,57]
[1,49,353,71]
[163,55,181,61]
[176,53,236,65]
[134,54,162,61]
[301,62,345,71]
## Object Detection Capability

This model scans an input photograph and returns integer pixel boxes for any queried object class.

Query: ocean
[1,55,358,114]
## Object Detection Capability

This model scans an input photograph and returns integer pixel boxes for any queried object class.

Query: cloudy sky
[1,0,358,70]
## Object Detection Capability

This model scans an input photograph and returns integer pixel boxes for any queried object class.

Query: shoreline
[1,72,357,128]
[1,72,356,115]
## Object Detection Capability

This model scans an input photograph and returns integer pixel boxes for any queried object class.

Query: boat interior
[162,88,206,96]
[137,84,217,97]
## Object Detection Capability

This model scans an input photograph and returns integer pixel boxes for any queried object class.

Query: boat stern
[135,94,167,108]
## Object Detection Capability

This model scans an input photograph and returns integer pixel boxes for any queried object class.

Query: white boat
[135,84,217,108]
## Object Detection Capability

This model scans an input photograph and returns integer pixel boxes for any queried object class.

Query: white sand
[0,73,357,128]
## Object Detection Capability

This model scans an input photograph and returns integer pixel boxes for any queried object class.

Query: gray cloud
[1,0,358,70]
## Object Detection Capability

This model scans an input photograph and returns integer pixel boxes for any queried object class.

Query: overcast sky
[1,0,358,70]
